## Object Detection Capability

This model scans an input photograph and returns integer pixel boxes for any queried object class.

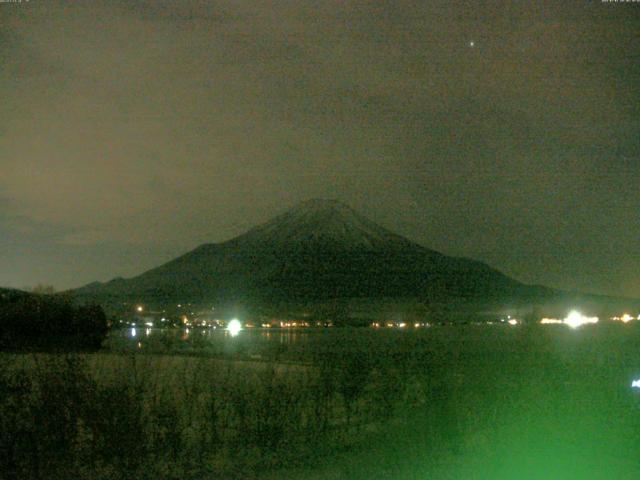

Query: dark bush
[0,294,108,350]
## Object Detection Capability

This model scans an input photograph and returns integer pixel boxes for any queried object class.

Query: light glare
[228,319,242,337]
[564,310,598,329]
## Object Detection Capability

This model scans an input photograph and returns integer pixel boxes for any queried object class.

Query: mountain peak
[231,199,417,250]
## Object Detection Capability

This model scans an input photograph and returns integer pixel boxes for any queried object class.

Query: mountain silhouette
[75,199,537,310]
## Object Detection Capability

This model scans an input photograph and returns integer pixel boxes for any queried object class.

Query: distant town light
[508,319,518,326]
[632,379,640,389]
[228,319,242,337]
[136,305,143,313]
[621,313,634,323]
[540,318,563,325]
[130,327,136,337]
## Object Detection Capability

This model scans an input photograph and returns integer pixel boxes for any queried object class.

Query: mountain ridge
[74,199,531,310]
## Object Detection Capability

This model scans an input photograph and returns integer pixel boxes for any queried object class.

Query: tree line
[0,291,108,350]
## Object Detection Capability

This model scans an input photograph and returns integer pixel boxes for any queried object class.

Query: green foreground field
[2,325,640,479]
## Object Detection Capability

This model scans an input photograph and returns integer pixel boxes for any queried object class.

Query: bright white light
[508,319,518,326]
[632,379,640,389]
[145,322,153,327]
[469,41,475,47]
[565,311,583,328]
[227,319,242,337]
[563,310,598,329]
[130,327,136,337]
[136,306,143,313]
[621,314,634,323]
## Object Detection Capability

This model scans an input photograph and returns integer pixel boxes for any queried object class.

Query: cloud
[0,1,638,295]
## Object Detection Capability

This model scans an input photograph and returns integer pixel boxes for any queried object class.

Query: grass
[2,323,640,479]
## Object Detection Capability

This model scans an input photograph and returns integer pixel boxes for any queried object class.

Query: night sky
[1,1,639,297]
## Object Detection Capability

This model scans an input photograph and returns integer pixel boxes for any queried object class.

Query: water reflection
[118,326,319,349]
[278,330,302,345]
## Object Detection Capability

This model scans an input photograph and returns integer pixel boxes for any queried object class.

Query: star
[469,40,475,48]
